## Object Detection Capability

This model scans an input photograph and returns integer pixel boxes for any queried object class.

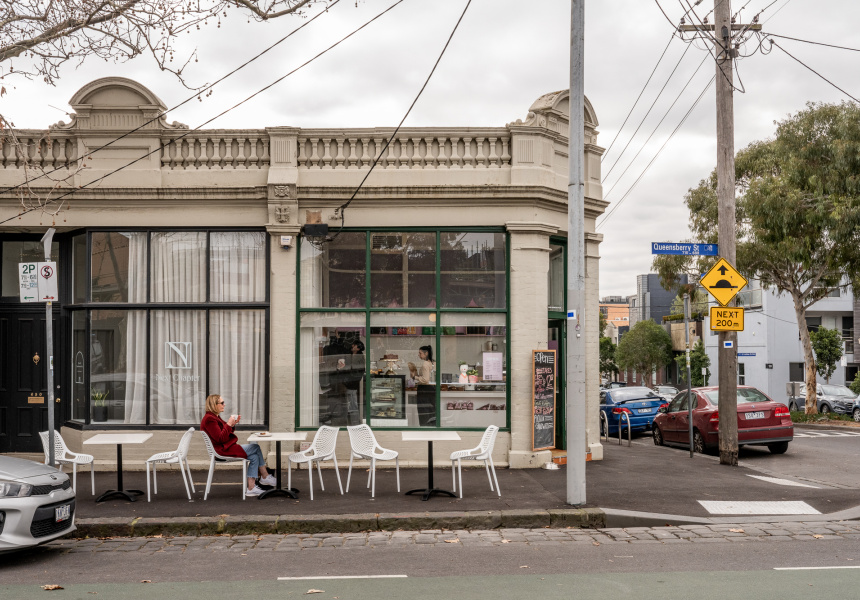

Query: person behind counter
[201,394,275,497]
[409,345,435,385]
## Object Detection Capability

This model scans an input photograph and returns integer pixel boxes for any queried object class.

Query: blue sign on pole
[738,353,756,357]
[651,242,718,256]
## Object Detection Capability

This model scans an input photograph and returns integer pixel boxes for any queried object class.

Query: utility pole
[566,0,586,505]
[681,2,760,466]
[713,0,738,466]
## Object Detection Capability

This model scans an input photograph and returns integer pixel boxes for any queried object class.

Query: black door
[0,309,63,453]
[548,320,565,450]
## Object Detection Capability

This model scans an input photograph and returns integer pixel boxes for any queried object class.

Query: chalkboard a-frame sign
[532,349,556,451]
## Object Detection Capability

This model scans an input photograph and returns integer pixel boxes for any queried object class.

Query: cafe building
[0,77,607,469]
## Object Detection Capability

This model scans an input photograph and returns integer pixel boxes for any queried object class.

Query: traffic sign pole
[41,229,56,468]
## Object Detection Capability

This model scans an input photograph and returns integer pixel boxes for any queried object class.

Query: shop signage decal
[165,342,192,369]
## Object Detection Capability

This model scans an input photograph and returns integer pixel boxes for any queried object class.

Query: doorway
[0,309,63,453]
[548,320,565,450]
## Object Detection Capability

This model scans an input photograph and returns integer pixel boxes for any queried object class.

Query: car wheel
[693,430,705,454]
[768,441,789,454]
[653,426,664,446]
[853,407,860,423]
[820,404,831,414]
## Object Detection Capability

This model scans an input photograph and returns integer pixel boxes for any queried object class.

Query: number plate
[55,504,71,523]
[637,408,651,414]
[745,411,765,420]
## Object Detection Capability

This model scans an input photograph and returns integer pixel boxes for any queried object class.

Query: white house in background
[703,279,857,400]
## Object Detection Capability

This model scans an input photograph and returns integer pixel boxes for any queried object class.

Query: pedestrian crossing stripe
[794,430,860,438]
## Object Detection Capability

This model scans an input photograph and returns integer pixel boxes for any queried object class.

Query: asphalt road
[2,528,860,599]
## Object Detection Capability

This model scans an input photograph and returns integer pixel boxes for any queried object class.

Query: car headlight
[0,479,33,498]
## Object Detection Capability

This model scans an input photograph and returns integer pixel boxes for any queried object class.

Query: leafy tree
[599,310,608,337]
[599,336,618,381]
[810,327,843,383]
[615,319,672,382]
[669,287,708,318]
[675,339,711,387]
[849,373,860,396]
[654,102,860,414]
[1,0,333,86]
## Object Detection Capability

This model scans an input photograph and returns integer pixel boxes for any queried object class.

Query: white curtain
[124,233,148,424]
[208,232,266,423]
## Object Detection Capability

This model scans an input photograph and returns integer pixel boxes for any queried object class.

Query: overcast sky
[4,0,859,298]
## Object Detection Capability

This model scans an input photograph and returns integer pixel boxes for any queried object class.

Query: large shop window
[298,230,508,430]
[71,230,268,426]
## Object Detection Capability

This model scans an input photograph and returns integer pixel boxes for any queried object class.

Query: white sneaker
[246,485,266,497]
[259,475,276,486]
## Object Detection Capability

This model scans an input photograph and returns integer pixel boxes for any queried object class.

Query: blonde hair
[205,394,223,415]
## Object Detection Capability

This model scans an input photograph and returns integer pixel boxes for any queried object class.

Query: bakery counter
[404,389,506,428]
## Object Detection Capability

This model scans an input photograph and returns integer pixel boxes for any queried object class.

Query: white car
[0,456,76,553]
[653,385,680,402]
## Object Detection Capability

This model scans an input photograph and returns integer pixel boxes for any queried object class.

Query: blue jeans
[241,443,265,478]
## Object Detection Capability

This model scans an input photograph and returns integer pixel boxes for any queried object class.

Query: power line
[604,52,710,199]
[0,0,342,196]
[602,32,676,163]
[0,0,407,227]
[770,40,860,104]
[331,0,472,239]
[598,75,715,229]
[767,33,860,53]
[602,41,693,182]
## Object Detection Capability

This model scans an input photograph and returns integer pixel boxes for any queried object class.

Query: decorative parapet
[159,131,270,170]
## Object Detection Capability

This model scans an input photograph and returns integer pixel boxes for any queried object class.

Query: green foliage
[810,327,843,383]
[615,320,673,377]
[669,288,709,318]
[653,102,860,414]
[790,411,855,423]
[599,311,608,337]
[675,339,711,386]
[90,388,109,407]
[599,337,619,379]
[849,373,860,396]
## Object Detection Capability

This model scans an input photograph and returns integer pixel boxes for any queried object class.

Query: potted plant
[466,368,479,390]
[91,388,109,422]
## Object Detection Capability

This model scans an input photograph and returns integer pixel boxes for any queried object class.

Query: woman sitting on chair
[201,394,275,497]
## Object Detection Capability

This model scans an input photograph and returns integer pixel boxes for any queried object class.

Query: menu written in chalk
[532,349,556,451]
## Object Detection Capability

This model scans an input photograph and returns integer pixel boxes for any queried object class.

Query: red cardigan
[201,412,247,459]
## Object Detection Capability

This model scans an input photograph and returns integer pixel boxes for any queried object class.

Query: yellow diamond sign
[701,258,747,306]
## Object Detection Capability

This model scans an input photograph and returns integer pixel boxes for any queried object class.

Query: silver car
[0,456,76,553]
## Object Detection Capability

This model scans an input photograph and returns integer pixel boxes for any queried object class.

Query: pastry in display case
[370,374,406,425]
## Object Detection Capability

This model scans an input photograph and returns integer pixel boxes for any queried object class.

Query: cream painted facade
[0,78,607,470]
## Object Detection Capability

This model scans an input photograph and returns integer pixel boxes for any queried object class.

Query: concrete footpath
[69,424,860,537]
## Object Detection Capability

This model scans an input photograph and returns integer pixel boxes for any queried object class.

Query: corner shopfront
[0,77,607,467]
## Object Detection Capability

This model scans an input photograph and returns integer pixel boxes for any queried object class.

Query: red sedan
[653,386,793,454]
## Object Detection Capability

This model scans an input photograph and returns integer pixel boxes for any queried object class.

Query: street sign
[700,258,747,306]
[19,261,58,302]
[651,242,718,256]
[710,306,745,331]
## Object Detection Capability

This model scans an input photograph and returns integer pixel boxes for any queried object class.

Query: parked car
[852,397,860,423]
[599,386,666,436]
[653,385,679,402]
[0,456,76,553]
[653,385,793,454]
[786,382,857,414]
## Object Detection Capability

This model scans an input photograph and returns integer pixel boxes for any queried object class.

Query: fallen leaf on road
[729,529,744,533]
[306,590,324,594]
[813,535,824,539]
[500,540,510,543]
[519,565,529,569]
[140,580,152,583]
[592,541,600,546]
[444,539,458,543]
[41,585,63,591]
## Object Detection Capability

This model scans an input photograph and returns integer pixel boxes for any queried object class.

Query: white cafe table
[83,433,153,502]
[246,432,308,499]
[401,431,461,501]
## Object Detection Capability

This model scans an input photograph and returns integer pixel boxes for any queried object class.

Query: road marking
[698,500,821,515]
[746,475,820,488]
[774,566,860,571]
[794,430,860,438]
[278,575,408,580]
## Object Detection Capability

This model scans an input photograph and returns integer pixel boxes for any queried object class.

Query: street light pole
[566,0,586,505]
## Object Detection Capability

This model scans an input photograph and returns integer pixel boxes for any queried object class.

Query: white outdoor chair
[287,425,343,501]
[346,424,399,498]
[449,425,501,498]
[200,431,250,500]
[145,428,196,502]
[39,430,95,495]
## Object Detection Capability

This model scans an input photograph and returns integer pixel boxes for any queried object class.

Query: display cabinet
[370,375,407,427]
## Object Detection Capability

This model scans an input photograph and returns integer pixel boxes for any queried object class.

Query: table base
[405,487,456,502]
[96,489,144,503]
[255,441,301,500]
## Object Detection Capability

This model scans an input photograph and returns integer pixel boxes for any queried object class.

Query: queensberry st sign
[651,243,718,256]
